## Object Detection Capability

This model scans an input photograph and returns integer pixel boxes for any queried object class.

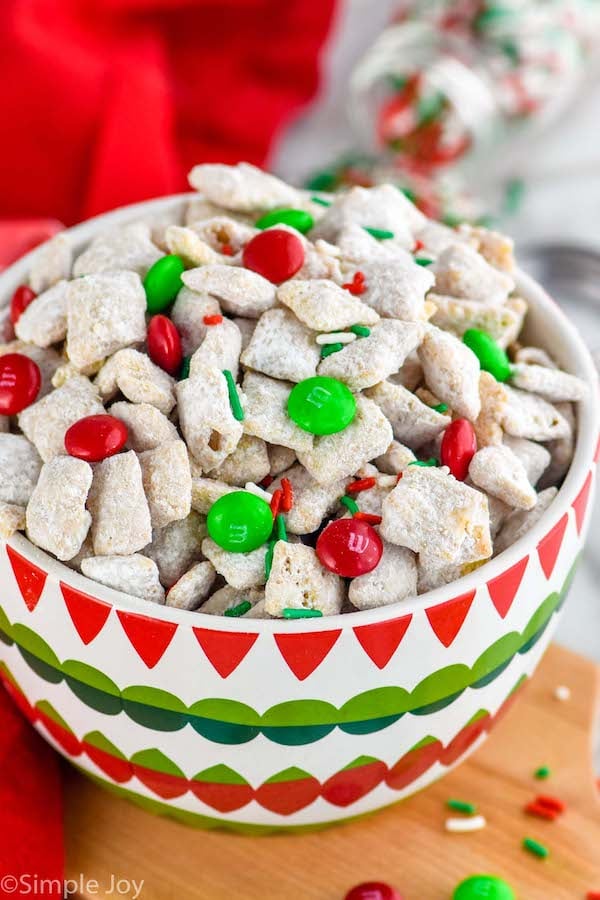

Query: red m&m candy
[0,353,41,415]
[10,285,37,325]
[242,229,305,283]
[345,882,403,900]
[147,315,183,376]
[316,517,383,578]
[65,414,128,462]
[441,418,477,481]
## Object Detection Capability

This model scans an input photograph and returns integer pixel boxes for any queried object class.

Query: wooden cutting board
[64,644,600,899]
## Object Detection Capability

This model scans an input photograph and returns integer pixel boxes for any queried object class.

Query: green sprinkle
[388,74,408,91]
[320,342,344,358]
[474,5,515,32]
[523,837,549,859]
[283,608,323,619]
[503,177,525,215]
[416,91,445,126]
[409,458,438,467]
[349,324,371,337]
[442,212,464,228]
[224,601,252,618]
[363,226,395,240]
[223,369,244,421]
[415,257,433,266]
[534,766,551,780]
[305,171,337,192]
[399,186,417,203]
[447,799,477,814]
[340,495,359,515]
[432,403,448,413]
[276,513,287,542]
[265,539,276,580]
[179,355,191,380]
[311,196,332,207]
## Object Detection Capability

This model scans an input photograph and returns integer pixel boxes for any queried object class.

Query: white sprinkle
[554,685,571,702]
[316,332,357,346]
[445,815,487,833]
[244,482,272,503]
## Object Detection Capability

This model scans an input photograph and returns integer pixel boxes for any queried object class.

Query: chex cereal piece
[503,435,551,486]
[15,280,69,348]
[349,542,417,610]
[26,456,92,560]
[188,162,301,212]
[19,375,104,461]
[298,395,392,485]
[486,494,512,539]
[0,342,62,399]
[358,254,435,320]
[189,215,258,254]
[95,348,176,415]
[514,346,557,368]
[365,381,451,449]
[87,450,152,555]
[202,537,267,590]
[495,487,558,555]
[265,541,345,616]
[501,385,571,441]
[297,237,343,282]
[165,225,220,267]
[189,317,242,380]
[0,434,42,506]
[268,444,296,476]
[268,464,346,534]
[337,223,403,265]
[433,243,514,305]
[199,585,265,616]
[66,272,147,370]
[139,440,192,529]
[109,401,178,452]
[418,326,481,420]
[81,554,165,604]
[140,205,184,251]
[241,597,270,619]
[312,184,421,247]
[190,474,236,514]
[381,466,491,565]
[242,372,313,454]
[142,511,207,587]
[177,364,243,469]
[473,371,509,447]
[171,287,221,356]
[375,440,417,474]
[0,502,26,539]
[28,233,72,293]
[65,534,95,573]
[240,308,320,383]
[429,293,526,348]
[391,353,423,391]
[458,224,515,272]
[233,316,256,351]
[73,222,162,277]
[165,561,216,610]
[278,279,379,332]
[539,403,576,489]
[346,474,395,517]
[208,434,270,486]
[182,264,276,318]
[469,445,537,509]
[185,196,253,225]
[318,320,423,391]
[510,363,588,403]
[414,221,473,258]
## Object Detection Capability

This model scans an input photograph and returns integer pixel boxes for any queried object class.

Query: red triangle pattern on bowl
[274,630,342,681]
[486,556,529,619]
[6,545,47,612]
[192,628,259,678]
[352,615,412,669]
[572,471,593,536]
[60,582,112,645]
[425,590,476,648]
[536,513,568,580]
[116,610,178,669]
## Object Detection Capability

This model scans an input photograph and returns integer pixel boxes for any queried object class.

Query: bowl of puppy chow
[0,163,597,831]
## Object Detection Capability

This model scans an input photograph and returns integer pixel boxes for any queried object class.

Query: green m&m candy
[463,328,512,382]
[144,255,185,313]
[287,376,356,435]
[255,208,314,234]
[453,874,516,900]
[207,491,273,553]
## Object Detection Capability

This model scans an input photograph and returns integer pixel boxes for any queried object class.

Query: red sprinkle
[64,414,128,462]
[0,353,41,415]
[242,229,305,284]
[440,418,477,481]
[343,271,367,295]
[10,285,36,326]
[147,315,183,376]
[260,474,274,489]
[203,314,223,326]
[396,472,404,482]
[280,477,294,513]
[413,239,425,253]
[347,476,376,493]
[220,244,234,256]
[354,512,382,525]
[270,488,283,518]
[525,802,558,821]
[535,794,566,814]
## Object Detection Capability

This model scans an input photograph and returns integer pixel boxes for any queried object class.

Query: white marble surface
[273,0,599,661]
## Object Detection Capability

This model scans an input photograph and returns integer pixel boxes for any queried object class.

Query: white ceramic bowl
[0,196,598,832]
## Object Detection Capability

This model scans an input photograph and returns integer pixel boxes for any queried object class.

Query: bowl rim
[1,193,598,633]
